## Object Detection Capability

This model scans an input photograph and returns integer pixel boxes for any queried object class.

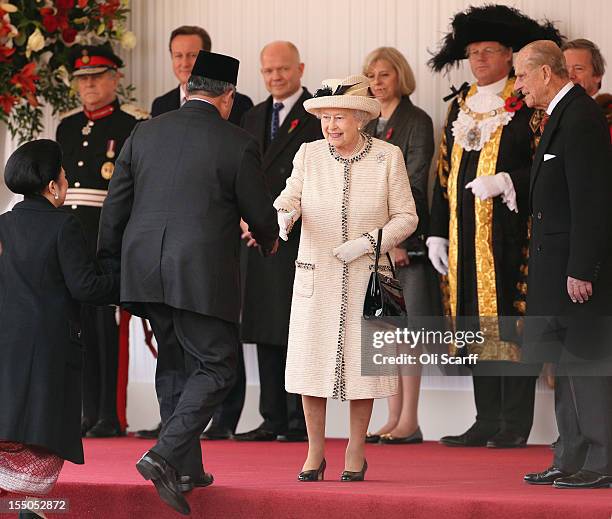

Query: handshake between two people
[240,219,279,256]
[254,209,374,264]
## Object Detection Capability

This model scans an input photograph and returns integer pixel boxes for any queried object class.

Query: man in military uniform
[427,5,563,449]
[56,44,149,438]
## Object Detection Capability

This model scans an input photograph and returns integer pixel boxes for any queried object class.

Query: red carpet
[38,438,611,518]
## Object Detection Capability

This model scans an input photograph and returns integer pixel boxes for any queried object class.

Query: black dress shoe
[85,419,124,438]
[486,431,527,448]
[232,428,277,441]
[200,427,231,440]
[340,459,368,482]
[553,470,612,489]
[277,431,308,442]
[135,423,161,439]
[379,427,423,445]
[178,472,214,492]
[365,433,380,443]
[524,466,569,485]
[298,459,326,481]
[136,450,190,515]
[439,423,498,447]
[81,418,94,437]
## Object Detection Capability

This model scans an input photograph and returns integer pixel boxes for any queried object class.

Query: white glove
[426,236,449,275]
[332,236,370,264]
[277,209,297,241]
[465,173,517,213]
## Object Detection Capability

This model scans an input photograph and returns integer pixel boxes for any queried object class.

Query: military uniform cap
[70,44,124,77]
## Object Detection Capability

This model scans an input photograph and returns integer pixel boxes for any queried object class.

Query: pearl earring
[54,193,59,200]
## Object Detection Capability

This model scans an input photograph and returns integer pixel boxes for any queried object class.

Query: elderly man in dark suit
[515,40,612,489]
[98,51,278,514]
[151,25,252,125]
[232,41,322,442]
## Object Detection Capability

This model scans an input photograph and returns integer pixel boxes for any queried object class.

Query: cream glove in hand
[332,236,371,264]
[277,209,297,241]
[426,236,449,275]
[465,172,517,212]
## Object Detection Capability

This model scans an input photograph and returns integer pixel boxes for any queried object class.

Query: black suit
[235,88,321,435]
[151,86,253,126]
[150,88,253,436]
[526,85,612,474]
[0,197,117,463]
[98,100,278,476]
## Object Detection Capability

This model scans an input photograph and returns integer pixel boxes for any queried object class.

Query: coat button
[83,141,89,147]
[537,245,542,252]
[537,212,542,220]
[78,160,84,167]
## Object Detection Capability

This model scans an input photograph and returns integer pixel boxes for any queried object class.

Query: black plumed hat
[428,4,565,73]
[191,50,239,85]
[4,139,63,196]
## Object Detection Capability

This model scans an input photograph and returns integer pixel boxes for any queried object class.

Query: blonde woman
[362,47,437,445]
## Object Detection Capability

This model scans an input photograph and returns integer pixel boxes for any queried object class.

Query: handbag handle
[373,228,397,279]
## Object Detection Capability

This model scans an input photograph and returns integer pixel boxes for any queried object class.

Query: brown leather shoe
[553,470,612,489]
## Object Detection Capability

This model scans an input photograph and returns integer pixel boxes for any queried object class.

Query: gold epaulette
[120,103,150,120]
[59,106,84,120]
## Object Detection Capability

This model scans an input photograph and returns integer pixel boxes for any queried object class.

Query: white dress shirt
[547,82,574,115]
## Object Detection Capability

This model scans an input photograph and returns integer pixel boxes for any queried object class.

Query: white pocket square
[543,153,556,161]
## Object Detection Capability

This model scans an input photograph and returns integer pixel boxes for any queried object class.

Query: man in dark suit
[98,51,279,514]
[151,25,252,125]
[232,41,321,442]
[138,25,254,442]
[515,40,612,489]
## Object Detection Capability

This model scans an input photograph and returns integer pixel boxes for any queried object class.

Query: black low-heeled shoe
[298,458,326,481]
[341,459,368,482]
[365,433,381,443]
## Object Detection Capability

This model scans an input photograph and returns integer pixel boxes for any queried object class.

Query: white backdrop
[1,0,609,439]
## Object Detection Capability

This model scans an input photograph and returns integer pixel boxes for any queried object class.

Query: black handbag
[363,228,407,319]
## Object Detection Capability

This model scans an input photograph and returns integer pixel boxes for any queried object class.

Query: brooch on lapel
[385,127,394,140]
[376,152,386,163]
[288,118,300,133]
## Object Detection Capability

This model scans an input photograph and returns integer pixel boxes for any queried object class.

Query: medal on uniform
[81,120,94,136]
[466,125,482,148]
[101,161,115,180]
[106,139,116,159]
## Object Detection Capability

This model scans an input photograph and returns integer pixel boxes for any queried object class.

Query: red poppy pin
[385,127,394,140]
[504,96,524,113]
[288,118,300,133]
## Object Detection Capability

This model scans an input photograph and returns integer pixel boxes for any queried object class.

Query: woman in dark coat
[363,47,438,444]
[0,140,118,501]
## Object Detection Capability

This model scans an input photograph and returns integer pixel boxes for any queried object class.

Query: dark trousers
[81,304,119,425]
[473,375,538,437]
[553,369,612,474]
[256,343,305,434]
[145,303,238,477]
[208,346,246,433]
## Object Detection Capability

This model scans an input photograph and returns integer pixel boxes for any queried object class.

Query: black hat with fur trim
[428,4,564,73]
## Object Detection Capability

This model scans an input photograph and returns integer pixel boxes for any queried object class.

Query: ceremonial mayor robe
[430,77,534,360]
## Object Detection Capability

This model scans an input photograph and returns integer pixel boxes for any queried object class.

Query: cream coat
[274,137,418,400]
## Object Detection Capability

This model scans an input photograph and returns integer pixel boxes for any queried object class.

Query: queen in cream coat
[274,74,417,481]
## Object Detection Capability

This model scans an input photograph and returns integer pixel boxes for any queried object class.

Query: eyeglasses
[466,47,505,59]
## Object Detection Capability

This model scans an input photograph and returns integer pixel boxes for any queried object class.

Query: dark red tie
[539,113,550,134]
